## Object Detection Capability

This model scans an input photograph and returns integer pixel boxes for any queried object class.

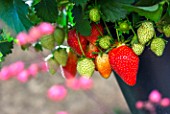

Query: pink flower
[47,85,67,101]
[135,101,144,109]
[27,63,39,77]
[38,62,48,72]
[8,61,25,76]
[149,90,162,103]
[0,67,11,80]
[17,70,30,83]
[79,77,93,90]
[66,78,80,90]
[144,102,155,111]
[16,32,29,45]
[56,111,68,114]
[160,98,170,107]
[38,22,54,35]
[28,27,42,42]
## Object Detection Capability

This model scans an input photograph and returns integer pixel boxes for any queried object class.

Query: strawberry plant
[0,0,170,85]
[1,0,170,113]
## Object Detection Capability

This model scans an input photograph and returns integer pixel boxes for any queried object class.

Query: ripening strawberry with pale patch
[67,29,88,55]
[62,50,78,79]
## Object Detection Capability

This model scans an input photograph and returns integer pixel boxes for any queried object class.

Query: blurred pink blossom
[56,111,68,114]
[17,70,30,83]
[0,67,11,80]
[38,22,55,35]
[47,85,67,101]
[135,101,144,109]
[160,98,170,107]
[28,27,42,42]
[66,78,80,90]
[16,32,29,45]
[149,90,162,103]
[27,63,39,77]
[79,76,93,90]
[8,61,25,76]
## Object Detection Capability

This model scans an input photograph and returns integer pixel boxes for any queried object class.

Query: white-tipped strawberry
[132,43,145,56]
[163,24,170,38]
[77,58,95,78]
[137,22,155,45]
[150,38,165,56]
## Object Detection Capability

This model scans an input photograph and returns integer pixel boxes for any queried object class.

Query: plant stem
[94,23,103,36]
[130,25,137,36]
[115,23,120,42]
[103,21,112,37]
[76,32,85,56]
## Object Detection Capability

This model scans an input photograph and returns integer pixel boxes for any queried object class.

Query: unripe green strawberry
[40,34,55,50]
[119,21,130,31]
[150,38,165,56]
[77,58,95,78]
[47,57,60,75]
[132,43,145,56]
[99,35,112,49]
[89,8,100,22]
[53,28,65,45]
[163,24,170,38]
[53,48,68,66]
[137,22,155,45]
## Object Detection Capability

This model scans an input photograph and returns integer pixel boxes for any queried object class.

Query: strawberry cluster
[13,19,169,87]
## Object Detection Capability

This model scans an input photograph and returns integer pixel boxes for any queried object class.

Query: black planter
[115,38,170,114]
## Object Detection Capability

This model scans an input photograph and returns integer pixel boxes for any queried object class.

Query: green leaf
[72,5,91,36]
[34,0,58,23]
[98,0,134,22]
[0,42,13,57]
[124,3,163,22]
[28,7,41,24]
[135,0,162,6]
[32,0,41,6]
[113,0,135,4]
[69,0,89,6]
[0,0,32,34]
[67,4,75,26]
[56,10,67,27]
[168,5,170,16]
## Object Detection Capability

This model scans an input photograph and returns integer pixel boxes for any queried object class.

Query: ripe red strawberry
[62,50,78,79]
[85,43,99,59]
[84,23,103,45]
[68,29,88,55]
[108,45,139,86]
